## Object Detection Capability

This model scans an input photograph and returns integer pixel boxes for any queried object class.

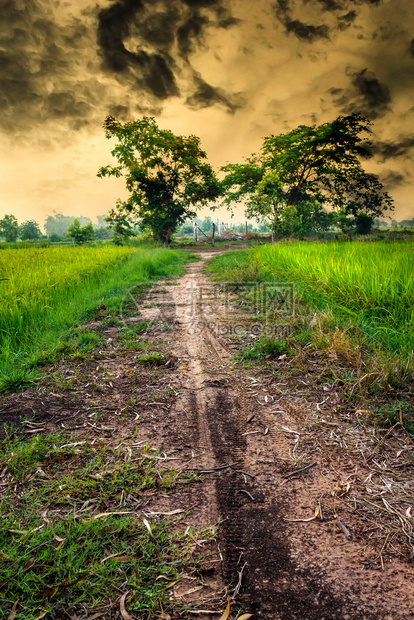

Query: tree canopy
[98,116,221,246]
[0,214,20,242]
[20,220,42,241]
[222,113,393,236]
[67,219,95,245]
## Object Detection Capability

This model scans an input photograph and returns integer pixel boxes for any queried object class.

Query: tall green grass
[0,246,188,390]
[207,240,414,355]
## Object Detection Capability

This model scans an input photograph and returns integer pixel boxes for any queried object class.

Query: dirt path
[142,250,414,619]
[2,248,414,619]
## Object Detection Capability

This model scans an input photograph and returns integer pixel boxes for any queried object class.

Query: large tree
[98,116,222,246]
[222,113,393,236]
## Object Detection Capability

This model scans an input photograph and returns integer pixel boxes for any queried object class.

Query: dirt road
[140,250,414,619]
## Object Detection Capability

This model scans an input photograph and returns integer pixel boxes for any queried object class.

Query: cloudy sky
[1,0,414,229]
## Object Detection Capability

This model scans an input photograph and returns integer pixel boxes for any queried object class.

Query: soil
[1,248,414,619]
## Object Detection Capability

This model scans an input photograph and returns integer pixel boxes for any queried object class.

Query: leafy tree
[355,212,373,235]
[67,219,95,245]
[0,214,20,242]
[106,206,135,245]
[20,220,41,240]
[98,116,222,246]
[222,113,394,237]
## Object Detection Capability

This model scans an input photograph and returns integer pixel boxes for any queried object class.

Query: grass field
[0,245,189,391]
[208,240,414,353]
[207,240,414,404]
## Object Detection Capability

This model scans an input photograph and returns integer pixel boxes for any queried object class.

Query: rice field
[208,240,414,355]
[0,245,188,389]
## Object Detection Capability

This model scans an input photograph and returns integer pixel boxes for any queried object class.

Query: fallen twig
[235,470,255,479]
[336,520,352,540]
[184,462,239,473]
[284,461,317,479]
[239,489,255,501]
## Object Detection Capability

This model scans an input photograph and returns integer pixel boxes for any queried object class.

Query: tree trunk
[212,222,215,247]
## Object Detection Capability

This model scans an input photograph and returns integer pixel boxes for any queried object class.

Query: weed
[136,352,167,367]
[240,337,287,360]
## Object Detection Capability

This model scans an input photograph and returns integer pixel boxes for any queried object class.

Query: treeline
[0,212,112,244]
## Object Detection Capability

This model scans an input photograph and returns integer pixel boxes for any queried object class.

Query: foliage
[355,212,374,235]
[0,245,190,391]
[105,203,136,245]
[67,218,95,245]
[0,214,20,242]
[207,240,414,357]
[0,432,204,618]
[98,116,222,246]
[222,113,394,237]
[19,219,42,240]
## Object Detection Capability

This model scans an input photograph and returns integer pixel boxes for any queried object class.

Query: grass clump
[136,352,167,367]
[240,337,287,360]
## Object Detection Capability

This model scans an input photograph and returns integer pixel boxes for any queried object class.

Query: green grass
[0,431,205,619]
[207,240,414,356]
[0,246,190,392]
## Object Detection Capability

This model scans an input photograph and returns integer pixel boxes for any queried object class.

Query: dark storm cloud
[367,136,414,161]
[0,0,241,136]
[285,20,329,41]
[0,1,94,132]
[273,0,382,41]
[337,11,357,30]
[96,0,241,111]
[352,69,391,117]
[186,74,243,112]
[331,69,391,119]
[380,170,407,188]
[273,1,330,40]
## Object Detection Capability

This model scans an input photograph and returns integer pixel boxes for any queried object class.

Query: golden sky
[1,0,414,229]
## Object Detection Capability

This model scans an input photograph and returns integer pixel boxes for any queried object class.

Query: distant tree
[200,216,214,233]
[98,116,222,246]
[49,233,63,243]
[96,215,108,229]
[67,219,95,245]
[44,212,75,237]
[20,220,42,240]
[94,226,113,240]
[0,214,20,242]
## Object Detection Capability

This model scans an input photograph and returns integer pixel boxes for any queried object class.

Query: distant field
[0,245,188,390]
[207,240,414,355]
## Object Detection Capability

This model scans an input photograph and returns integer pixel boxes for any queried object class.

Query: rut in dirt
[166,252,378,620]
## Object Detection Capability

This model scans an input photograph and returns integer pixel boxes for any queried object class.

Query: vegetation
[19,220,42,241]
[98,116,222,246]
[221,113,394,238]
[0,245,189,391]
[67,218,95,245]
[0,214,20,242]
[207,240,414,402]
[0,430,204,619]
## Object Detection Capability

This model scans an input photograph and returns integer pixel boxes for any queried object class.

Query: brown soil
[1,248,414,619]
